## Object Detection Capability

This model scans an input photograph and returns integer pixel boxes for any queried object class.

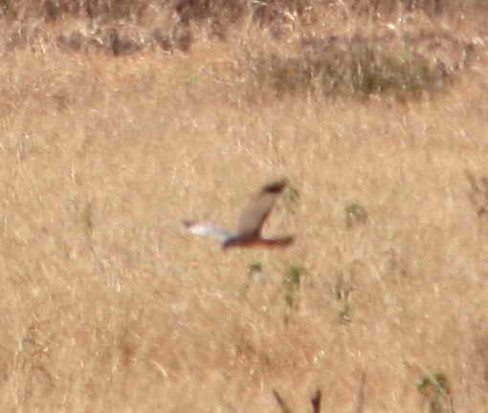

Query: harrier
[183,180,294,250]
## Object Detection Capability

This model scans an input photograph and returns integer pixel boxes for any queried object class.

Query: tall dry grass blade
[354,372,367,413]
[272,389,293,413]
[311,389,322,413]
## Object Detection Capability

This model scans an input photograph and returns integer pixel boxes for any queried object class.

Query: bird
[183,179,294,250]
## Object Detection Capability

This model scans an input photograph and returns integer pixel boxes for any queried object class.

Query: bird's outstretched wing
[183,221,234,241]
[259,236,295,247]
[236,179,288,237]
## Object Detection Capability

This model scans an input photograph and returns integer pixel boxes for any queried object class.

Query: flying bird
[183,180,294,250]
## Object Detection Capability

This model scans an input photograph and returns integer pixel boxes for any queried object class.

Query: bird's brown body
[222,234,294,250]
[184,180,294,250]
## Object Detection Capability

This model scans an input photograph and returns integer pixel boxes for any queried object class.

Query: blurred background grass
[0,0,487,411]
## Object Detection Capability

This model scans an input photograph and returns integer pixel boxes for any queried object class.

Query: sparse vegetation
[242,31,474,98]
[0,0,487,411]
[466,170,488,217]
[282,265,302,322]
[333,269,355,323]
[345,203,369,228]
[418,372,454,413]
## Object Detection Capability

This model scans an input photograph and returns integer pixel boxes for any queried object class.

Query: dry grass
[0,5,488,412]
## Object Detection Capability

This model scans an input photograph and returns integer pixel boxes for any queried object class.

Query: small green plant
[282,265,302,323]
[248,261,263,283]
[241,261,264,298]
[465,170,488,219]
[283,265,301,308]
[345,203,368,229]
[283,185,300,213]
[337,304,353,324]
[334,272,354,323]
[417,372,454,413]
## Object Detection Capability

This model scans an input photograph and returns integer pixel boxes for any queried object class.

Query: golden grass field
[0,5,488,412]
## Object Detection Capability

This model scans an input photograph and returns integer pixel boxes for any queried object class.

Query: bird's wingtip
[262,178,289,193]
